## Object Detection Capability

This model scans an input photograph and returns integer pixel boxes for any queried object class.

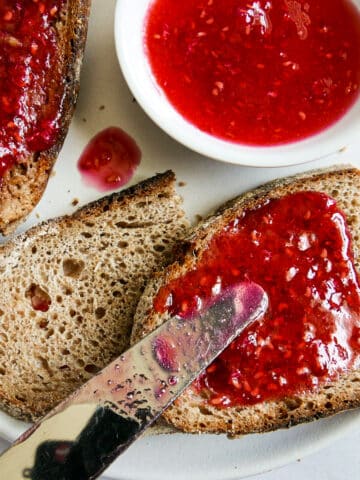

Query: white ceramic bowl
[115,0,360,167]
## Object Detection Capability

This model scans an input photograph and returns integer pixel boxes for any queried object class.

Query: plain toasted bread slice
[0,171,188,421]
[0,0,91,235]
[132,166,360,435]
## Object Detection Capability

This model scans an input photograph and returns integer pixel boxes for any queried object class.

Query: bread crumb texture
[0,171,188,421]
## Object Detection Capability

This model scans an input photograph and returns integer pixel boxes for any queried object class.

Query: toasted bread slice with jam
[0,0,91,235]
[132,166,360,435]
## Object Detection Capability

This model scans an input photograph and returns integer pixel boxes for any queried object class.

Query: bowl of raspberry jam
[115,0,360,166]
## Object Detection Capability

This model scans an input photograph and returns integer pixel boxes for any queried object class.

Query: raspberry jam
[0,0,65,178]
[145,0,360,146]
[26,284,51,312]
[154,192,360,406]
[78,127,142,192]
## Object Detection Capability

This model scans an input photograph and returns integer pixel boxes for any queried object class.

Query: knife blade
[0,281,267,480]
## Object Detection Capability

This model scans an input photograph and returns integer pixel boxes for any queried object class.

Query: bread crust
[0,0,91,235]
[132,166,360,435]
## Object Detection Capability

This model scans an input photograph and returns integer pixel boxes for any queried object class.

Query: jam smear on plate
[145,0,360,145]
[0,0,65,179]
[78,127,142,192]
[154,192,360,407]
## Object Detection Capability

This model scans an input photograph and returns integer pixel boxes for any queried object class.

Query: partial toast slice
[0,0,91,235]
[132,166,360,435]
[0,171,188,421]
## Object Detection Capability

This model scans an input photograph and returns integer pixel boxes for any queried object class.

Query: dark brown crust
[0,171,176,259]
[132,166,360,435]
[0,0,91,235]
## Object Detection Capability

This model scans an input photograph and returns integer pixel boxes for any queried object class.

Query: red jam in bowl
[145,0,360,146]
[0,0,65,179]
[154,192,360,407]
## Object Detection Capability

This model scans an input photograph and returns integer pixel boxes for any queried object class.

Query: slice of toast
[132,166,360,435]
[0,171,188,421]
[0,0,91,235]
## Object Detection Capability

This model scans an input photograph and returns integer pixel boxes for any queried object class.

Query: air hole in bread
[15,395,26,403]
[325,401,333,409]
[284,397,302,410]
[38,319,49,329]
[62,349,70,356]
[59,326,65,334]
[56,295,63,303]
[36,356,53,376]
[0,367,5,375]
[95,307,106,319]
[306,401,314,409]
[199,406,213,416]
[69,309,76,317]
[63,258,85,278]
[84,364,99,374]
[46,328,54,339]
[116,221,154,228]
[31,246,37,254]
[154,244,165,252]
[81,232,92,238]
[113,291,121,297]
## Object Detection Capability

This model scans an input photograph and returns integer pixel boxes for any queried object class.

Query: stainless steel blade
[0,281,267,480]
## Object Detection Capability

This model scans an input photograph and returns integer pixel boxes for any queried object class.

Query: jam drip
[154,192,360,407]
[78,127,142,192]
[145,0,360,145]
[0,0,65,178]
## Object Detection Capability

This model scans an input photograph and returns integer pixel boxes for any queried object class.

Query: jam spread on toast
[154,192,360,406]
[78,127,141,192]
[0,0,65,179]
[145,0,360,145]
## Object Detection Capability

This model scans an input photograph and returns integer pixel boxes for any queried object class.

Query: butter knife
[0,281,267,480]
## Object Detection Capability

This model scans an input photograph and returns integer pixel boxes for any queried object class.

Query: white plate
[1,1,360,479]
